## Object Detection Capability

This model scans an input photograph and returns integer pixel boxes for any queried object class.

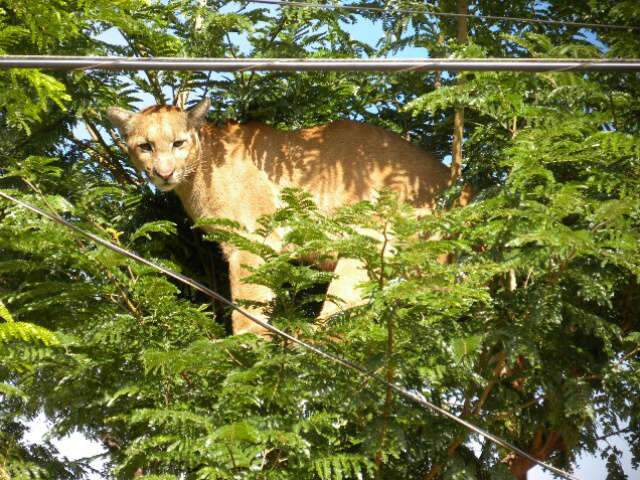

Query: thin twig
[82,119,139,185]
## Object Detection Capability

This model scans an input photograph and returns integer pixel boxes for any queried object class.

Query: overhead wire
[245,0,640,31]
[1,56,639,72]
[0,189,580,480]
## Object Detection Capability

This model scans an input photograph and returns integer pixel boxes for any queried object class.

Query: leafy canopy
[1,1,639,479]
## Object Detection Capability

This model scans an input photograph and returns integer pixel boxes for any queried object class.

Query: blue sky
[34,3,638,479]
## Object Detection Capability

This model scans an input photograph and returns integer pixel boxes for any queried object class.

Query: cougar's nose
[154,166,175,180]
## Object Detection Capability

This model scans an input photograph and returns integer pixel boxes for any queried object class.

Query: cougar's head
[107,98,210,191]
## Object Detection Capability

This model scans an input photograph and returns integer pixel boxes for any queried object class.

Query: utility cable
[0,189,579,480]
[1,56,640,72]
[245,0,640,31]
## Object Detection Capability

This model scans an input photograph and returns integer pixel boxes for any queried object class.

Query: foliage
[1,1,639,479]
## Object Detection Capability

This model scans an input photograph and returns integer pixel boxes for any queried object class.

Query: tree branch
[375,222,393,477]
[450,0,468,182]
[81,119,140,186]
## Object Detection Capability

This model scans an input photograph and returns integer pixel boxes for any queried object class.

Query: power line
[0,189,579,480]
[246,0,640,31]
[1,55,640,72]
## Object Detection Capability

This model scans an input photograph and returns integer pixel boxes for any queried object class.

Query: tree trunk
[504,429,565,480]
[451,0,468,181]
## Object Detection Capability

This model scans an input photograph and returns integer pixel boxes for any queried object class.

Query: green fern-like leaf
[0,322,59,346]
[0,299,15,322]
[313,454,374,480]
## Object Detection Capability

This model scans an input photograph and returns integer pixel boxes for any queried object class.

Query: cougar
[107,98,451,335]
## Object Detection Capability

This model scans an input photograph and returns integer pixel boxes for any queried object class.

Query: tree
[1,1,639,479]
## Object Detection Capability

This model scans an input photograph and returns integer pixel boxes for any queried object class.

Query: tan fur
[108,100,450,335]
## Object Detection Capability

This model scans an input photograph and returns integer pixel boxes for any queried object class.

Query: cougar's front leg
[318,257,370,320]
[226,248,274,336]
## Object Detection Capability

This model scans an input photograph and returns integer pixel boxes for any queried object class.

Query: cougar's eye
[173,140,186,148]
[139,142,153,152]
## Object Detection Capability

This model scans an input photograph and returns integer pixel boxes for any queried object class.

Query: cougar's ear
[187,98,211,129]
[106,107,136,135]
